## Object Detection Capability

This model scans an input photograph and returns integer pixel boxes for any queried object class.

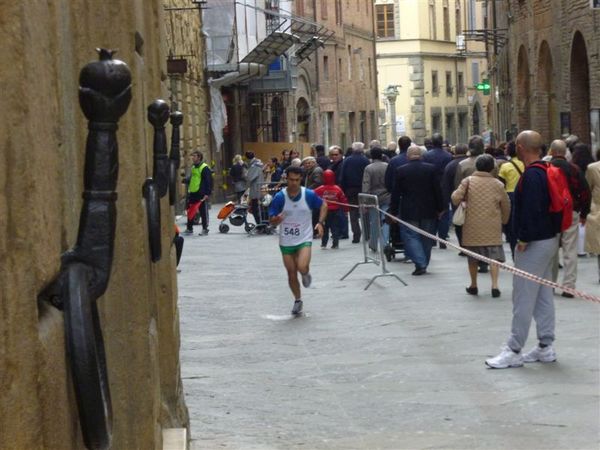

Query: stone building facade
[1,1,189,448]
[490,0,600,151]
[375,0,477,145]
[165,0,211,205]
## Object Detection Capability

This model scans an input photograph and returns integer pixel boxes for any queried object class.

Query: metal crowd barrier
[340,194,407,290]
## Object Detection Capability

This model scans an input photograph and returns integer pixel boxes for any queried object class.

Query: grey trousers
[507,236,559,352]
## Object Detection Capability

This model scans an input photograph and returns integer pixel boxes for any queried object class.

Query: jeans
[322,209,343,246]
[346,188,361,241]
[367,203,390,247]
[399,218,438,269]
[436,208,450,239]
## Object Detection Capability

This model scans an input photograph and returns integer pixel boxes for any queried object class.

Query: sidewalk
[178,204,599,450]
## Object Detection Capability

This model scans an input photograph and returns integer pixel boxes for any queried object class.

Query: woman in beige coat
[584,158,600,283]
[452,154,511,297]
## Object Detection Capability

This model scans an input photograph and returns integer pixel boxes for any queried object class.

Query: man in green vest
[185,150,212,235]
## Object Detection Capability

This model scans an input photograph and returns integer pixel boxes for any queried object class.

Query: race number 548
[283,227,300,236]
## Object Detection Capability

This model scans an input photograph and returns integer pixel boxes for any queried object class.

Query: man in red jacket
[314,169,349,249]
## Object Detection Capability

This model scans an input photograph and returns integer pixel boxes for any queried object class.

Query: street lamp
[383,85,401,143]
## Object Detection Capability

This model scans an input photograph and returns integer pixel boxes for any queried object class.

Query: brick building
[164,0,211,206]
[489,0,600,151]
[311,0,380,149]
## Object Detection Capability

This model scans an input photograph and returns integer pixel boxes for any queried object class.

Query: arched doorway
[296,98,310,143]
[537,41,556,142]
[271,96,286,142]
[472,102,481,135]
[517,45,531,131]
[570,32,591,144]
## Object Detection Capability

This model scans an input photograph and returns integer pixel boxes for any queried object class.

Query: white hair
[352,142,365,152]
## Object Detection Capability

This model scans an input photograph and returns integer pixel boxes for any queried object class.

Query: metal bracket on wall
[38,48,132,450]
[169,110,183,206]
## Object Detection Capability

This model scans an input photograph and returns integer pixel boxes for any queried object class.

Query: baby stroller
[217,188,275,235]
[217,201,254,233]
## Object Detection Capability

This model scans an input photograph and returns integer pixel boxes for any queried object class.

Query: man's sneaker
[183,229,193,235]
[522,345,557,363]
[200,228,209,235]
[301,272,312,288]
[291,300,303,315]
[485,346,524,369]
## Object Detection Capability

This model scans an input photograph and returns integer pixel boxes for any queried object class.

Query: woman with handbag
[452,154,511,297]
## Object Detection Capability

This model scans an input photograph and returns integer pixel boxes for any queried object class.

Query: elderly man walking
[548,139,591,298]
[340,142,370,243]
[486,131,561,369]
[363,146,391,247]
[388,145,443,275]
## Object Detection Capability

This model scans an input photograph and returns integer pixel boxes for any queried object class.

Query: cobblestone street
[178,206,600,449]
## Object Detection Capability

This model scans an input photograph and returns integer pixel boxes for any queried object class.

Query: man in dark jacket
[385,135,412,193]
[340,142,370,243]
[486,130,561,369]
[314,144,331,170]
[388,145,443,275]
[442,143,468,246]
[423,133,453,246]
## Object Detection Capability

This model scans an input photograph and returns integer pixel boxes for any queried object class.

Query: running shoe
[183,229,193,235]
[485,346,523,369]
[291,300,303,315]
[301,272,312,288]
[522,345,556,363]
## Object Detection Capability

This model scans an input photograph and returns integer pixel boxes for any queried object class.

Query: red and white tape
[324,199,600,304]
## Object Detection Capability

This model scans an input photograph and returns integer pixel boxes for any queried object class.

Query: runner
[269,166,328,315]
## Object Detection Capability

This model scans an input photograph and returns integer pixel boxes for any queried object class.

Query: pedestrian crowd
[184,131,600,368]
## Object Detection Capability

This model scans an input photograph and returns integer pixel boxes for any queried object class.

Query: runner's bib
[279,187,313,247]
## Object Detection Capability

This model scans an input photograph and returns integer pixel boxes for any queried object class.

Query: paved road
[178,205,600,450]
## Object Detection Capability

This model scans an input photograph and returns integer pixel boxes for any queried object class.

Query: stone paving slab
[177,205,600,450]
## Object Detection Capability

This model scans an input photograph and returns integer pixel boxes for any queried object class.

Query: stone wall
[0,1,189,448]
[503,0,600,143]
[165,0,212,204]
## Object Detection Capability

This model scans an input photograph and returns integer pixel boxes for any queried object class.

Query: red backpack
[528,162,573,232]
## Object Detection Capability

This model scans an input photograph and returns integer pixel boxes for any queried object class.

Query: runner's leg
[295,246,312,276]
[282,253,301,300]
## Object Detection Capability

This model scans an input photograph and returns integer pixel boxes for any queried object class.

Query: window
[338,58,343,82]
[443,0,450,40]
[468,0,476,30]
[323,55,329,81]
[368,57,372,88]
[376,4,394,38]
[321,0,327,19]
[432,70,439,96]
[446,71,453,96]
[432,112,442,134]
[335,0,342,25]
[455,0,462,36]
[429,0,437,40]
[347,45,352,80]
[471,61,480,85]
[458,72,465,96]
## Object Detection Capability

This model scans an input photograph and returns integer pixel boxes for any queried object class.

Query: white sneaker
[301,272,312,288]
[523,345,557,363]
[485,346,524,369]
